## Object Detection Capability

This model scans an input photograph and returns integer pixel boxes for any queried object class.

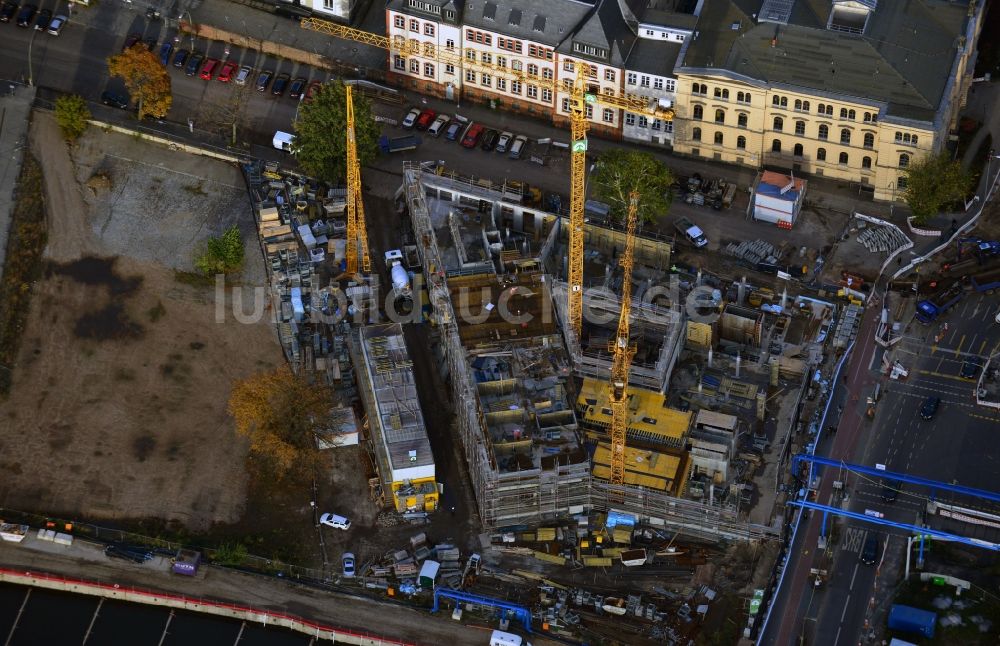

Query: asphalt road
[761,289,1000,645]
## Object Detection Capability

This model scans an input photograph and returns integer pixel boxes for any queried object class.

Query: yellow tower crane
[608,192,640,486]
[299,18,674,333]
[343,84,372,276]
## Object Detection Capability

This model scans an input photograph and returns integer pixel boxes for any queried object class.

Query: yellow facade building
[672,0,987,202]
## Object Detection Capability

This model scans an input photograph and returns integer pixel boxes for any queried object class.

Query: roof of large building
[625,37,683,76]
[677,0,971,122]
[358,324,434,480]
[559,0,640,67]
[461,0,597,48]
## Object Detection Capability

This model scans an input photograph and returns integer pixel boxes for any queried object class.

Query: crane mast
[344,84,371,277]
[609,192,640,486]
[298,18,674,330]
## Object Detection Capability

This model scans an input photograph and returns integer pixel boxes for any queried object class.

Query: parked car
[184,52,204,77]
[444,121,463,141]
[342,552,356,578]
[271,72,290,96]
[479,128,499,151]
[508,134,528,159]
[255,69,273,92]
[217,60,238,82]
[880,479,902,503]
[158,42,173,66]
[234,66,252,86]
[495,131,513,153]
[0,1,17,23]
[414,109,436,130]
[960,358,981,380]
[16,4,37,27]
[122,32,142,51]
[461,123,484,148]
[288,76,307,99]
[100,91,129,109]
[144,37,157,52]
[45,13,65,35]
[428,114,451,137]
[319,513,351,530]
[919,396,940,420]
[304,81,322,102]
[199,58,219,81]
[172,48,189,68]
[401,108,421,129]
[32,7,50,30]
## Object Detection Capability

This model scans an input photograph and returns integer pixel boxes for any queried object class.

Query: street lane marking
[968,413,1000,424]
[840,596,851,623]
[917,369,970,382]
[849,563,859,591]
[980,340,988,355]
[955,335,965,357]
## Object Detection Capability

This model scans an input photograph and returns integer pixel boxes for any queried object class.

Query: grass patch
[0,153,48,396]
[147,300,166,322]
[173,270,215,288]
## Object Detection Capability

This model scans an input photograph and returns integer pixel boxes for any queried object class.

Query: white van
[272,131,295,152]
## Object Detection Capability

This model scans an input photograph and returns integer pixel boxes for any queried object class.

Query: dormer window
[407,0,441,15]
[573,42,607,58]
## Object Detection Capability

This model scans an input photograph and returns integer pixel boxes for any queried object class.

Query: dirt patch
[0,111,281,531]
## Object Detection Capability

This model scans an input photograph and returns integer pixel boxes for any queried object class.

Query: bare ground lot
[0,113,282,531]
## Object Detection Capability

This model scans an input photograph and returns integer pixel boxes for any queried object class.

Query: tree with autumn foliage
[228,366,331,480]
[107,45,173,121]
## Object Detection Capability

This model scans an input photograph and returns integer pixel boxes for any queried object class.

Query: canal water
[0,582,311,645]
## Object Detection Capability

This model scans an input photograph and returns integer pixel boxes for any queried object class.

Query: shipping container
[888,604,935,638]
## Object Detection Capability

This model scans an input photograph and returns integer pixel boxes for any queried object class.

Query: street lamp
[887,181,895,217]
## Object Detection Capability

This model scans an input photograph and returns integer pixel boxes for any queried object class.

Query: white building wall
[622,71,676,146]
[554,55,624,128]
[388,10,450,87]
[637,23,690,42]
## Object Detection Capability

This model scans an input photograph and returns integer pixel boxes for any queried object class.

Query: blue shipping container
[888,604,935,638]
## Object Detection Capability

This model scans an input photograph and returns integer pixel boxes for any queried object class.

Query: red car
[199,58,219,81]
[461,123,485,148]
[217,60,238,82]
[414,109,437,130]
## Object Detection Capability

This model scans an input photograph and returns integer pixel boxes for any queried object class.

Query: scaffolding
[402,164,778,542]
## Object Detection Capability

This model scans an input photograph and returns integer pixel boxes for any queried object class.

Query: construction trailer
[751,171,806,227]
[401,165,777,543]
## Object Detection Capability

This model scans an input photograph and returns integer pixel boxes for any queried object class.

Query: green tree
[903,152,974,224]
[195,225,244,275]
[107,45,173,121]
[53,94,91,142]
[228,366,331,481]
[591,149,675,224]
[292,81,380,184]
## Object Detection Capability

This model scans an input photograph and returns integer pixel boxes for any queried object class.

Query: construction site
[398,162,810,543]
[235,45,866,640]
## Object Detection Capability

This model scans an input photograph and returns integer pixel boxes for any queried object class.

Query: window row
[692,83,751,103]
[394,16,437,37]
[624,114,674,132]
[627,73,676,91]
[895,132,919,146]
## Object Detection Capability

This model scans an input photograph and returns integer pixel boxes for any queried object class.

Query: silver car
[234,66,252,86]
[495,131,513,153]
[342,552,356,578]
[46,14,66,35]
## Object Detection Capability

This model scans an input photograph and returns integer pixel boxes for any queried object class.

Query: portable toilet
[418,559,440,589]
